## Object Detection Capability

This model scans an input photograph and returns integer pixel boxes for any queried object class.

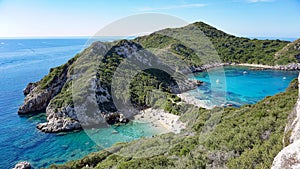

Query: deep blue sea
[0,38,162,169]
[0,39,298,168]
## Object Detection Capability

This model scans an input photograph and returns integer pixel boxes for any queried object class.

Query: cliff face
[18,22,300,134]
[18,40,197,133]
[18,61,71,114]
[272,73,300,169]
[18,56,80,132]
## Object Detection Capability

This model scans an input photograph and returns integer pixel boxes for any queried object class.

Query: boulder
[271,140,300,169]
[13,161,31,169]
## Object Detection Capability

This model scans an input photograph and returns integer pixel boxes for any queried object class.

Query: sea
[0,38,298,168]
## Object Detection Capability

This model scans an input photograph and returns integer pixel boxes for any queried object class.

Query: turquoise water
[192,66,299,107]
[0,39,161,168]
[0,39,298,168]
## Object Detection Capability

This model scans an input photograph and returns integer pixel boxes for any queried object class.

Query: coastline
[133,108,186,134]
[191,62,300,73]
[230,63,300,71]
[177,93,213,109]
[236,63,274,69]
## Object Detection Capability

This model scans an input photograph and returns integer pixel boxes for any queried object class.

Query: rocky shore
[237,63,300,71]
[13,161,31,169]
[192,62,300,72]
[16,39,300,134]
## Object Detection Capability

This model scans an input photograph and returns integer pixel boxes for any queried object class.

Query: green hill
[136,22,294,65]
[48,77,298,169]
[17,21,300,167]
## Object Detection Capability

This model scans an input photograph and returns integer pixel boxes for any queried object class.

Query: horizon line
[0,36,297,41]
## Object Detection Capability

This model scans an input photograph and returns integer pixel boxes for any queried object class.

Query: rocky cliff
[18,22,300,134]
[271,73,300,169]
[18,39,200,133]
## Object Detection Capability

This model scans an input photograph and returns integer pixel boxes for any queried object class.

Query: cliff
[49,74,299,169]
[271,73,300,168]
[18,39,199,132]
[18,22,300,134]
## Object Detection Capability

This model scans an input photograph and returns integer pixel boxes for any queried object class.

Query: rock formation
[13,161,31,169]
[272,73,300,168]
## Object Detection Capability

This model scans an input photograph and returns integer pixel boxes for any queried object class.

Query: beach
[177,93,214,109]
[237,63,274,69]
[133,108,186,134]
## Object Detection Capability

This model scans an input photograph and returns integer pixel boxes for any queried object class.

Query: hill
[16,21,300,167]
[48,78,299,169]
[17,21,299,132]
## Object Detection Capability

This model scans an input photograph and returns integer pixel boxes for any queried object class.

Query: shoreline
[177,93,213,109]
[191,62,300,73]
[236,63,274,69]
[133,108,186,134]
[222,62,300,71]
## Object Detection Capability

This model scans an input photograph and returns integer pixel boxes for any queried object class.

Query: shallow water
[0,39,161,168]
[192,66,299,107]
[0,39,298,168]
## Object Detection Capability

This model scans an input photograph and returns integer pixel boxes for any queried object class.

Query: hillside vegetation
[36,22,299,114]
[18,21,300,167]
[48,79,298,169]
[136,22,297,65]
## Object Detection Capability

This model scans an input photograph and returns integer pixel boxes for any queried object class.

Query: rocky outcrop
[272,140,300,169]
[105,113,129,125]
[18,62,70,114]
[13,161,31,169]
[17,87,54,114]
[36,105,81,133]
[272,63,300,71]
[271,73,300,169]
[23,82,37,95]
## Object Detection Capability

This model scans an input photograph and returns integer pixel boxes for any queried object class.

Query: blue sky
[0,0,299,38]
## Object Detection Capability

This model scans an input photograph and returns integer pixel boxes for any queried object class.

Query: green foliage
[193,22,290,65]
[39,55,78,89]
[39,22,300,169]
[116,156,174,169]
[275,38,300,64]
[49,79,298,169]
[50,80,73,109]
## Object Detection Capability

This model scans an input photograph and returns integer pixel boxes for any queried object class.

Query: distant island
[17,21,300,168]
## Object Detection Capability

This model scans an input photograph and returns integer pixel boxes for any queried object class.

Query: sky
[0,0,299,38]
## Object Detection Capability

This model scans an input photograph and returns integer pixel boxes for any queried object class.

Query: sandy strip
[133,108,186,134]
[177,93,213,109]
[237,63,274,69]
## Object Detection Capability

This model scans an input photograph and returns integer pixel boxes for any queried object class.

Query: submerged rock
[13,161,31,169]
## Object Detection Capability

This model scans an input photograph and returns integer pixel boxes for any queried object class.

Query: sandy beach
[237,63,274,69]
[177,93,214,109]
[133,108,186,134]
